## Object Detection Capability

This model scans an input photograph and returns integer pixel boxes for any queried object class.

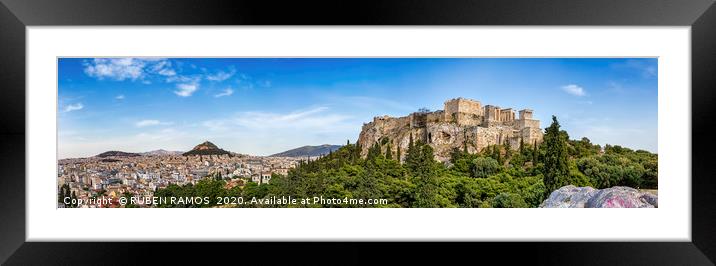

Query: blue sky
[58,58,657,158]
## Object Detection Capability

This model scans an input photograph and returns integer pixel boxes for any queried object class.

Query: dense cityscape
[57,144,317,208]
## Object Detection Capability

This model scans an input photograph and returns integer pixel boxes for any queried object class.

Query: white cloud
[206,69,235,82]
[63,103,84,112]
[174,83,199,97]
[83,58,180,82]
[115,94,125,100]
[164,73,202,97]
[83,58,147,81]
[150,60,176,76]
[561,84,586,96]
[166,74,200,83]
[214,88,234,98]
[135,119,172,127]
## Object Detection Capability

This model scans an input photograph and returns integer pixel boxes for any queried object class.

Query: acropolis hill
[357,97,544,162]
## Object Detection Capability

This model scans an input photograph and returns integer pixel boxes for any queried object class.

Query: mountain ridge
[142,149,184,156]
[96,151,141,158]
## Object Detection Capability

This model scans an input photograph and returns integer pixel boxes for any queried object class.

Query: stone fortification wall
[357,98,543,162]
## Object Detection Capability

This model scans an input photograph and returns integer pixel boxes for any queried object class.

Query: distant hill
[142,149,183,156]
[96,151,141,158]
[270,144,342,157]
[182,141,232,156]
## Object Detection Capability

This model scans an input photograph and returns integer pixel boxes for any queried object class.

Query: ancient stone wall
[519,109,533,120]
[517,119,540,130]
[357,97,543,162]
[444,97,483,118]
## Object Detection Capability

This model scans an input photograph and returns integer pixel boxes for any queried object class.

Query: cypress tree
[496,147,503,165]
[463,130,468,154]
[412,143,439,207]
[385,142,393,160]
[504,138,512,160]
[396,145,402,163]
[492,145,500,161]
[367,142,382,161]
[543,115,569,197]
[408,133,414,151]
[533,140,539,163]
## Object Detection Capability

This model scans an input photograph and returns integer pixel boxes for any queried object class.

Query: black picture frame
[1,0,715,264]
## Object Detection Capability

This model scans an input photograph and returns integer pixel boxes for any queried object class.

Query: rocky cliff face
[356,98,543,163]
[358,121,526,162]
[540,185,658,208]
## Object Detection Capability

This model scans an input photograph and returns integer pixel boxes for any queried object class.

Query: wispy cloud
[613,59,657,78]
[334,96,414,111]
[174,83,199,97]
[115,94,125,100]
[206,69,236,82]
[236,107,352,130]
[202,106,353,132]
[83,58,145,81]
[236,73,256,89]
[63,103,84,112]
[135,119,172,127]
[83,58,205,97]
[165,74,200,84]
[561,84,586,96]
[214,88,234,98]
[83,58,181,82]
[150,60,176,77]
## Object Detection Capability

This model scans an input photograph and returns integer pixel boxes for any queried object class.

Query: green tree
[396,145,402,163]
[462,130,469,154]
[492,192,528,208]
[469,157,501,178]
[385,142,393,160]
[543,116,570,197]
[367,142,382,161]
[405,142,442,207]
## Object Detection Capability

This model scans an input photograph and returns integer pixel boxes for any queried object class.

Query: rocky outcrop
[540,185,658,208]
[356,98,543,163]
[358,121,523,162]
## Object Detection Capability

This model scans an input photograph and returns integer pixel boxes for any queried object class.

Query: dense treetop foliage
[149,116,657,208]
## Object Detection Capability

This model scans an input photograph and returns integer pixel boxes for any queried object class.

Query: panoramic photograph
[57,58,658,208]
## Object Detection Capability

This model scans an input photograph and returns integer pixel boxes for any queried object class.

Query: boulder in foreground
[540,185,657,208]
